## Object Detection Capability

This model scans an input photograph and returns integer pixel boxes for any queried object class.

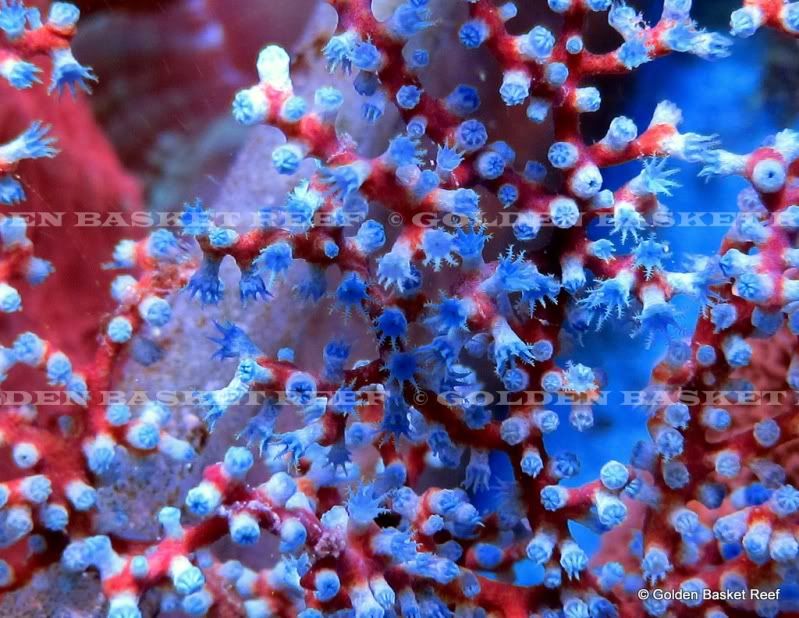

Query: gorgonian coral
[3,0,799,617]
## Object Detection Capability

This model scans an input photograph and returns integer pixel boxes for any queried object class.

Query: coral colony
[5,0,799,616]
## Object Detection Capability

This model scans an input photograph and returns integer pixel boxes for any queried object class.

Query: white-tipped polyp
[662,0,692,20]
[699,149,746,178]
[650,100,682,129]
[774,129,799,163]
[108,593,142,618]
[158,506,184,538]
[48,3,80,29]
[232,87,269,126]
[782,4,799,34]
[730,6,763,38]
[257,45,292,90]
[0,283,21,313]
[243,599,271,618]
[262,472,297,506]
